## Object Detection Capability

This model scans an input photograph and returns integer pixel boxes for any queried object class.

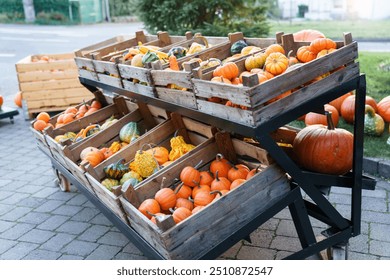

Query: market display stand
[0,106,19,124]
[43,72,372,260]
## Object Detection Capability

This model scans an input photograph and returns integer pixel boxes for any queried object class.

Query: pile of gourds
[100,134,196,192]
[137,154,266,226]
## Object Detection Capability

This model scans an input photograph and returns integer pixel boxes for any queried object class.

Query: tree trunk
[22,0,35,23]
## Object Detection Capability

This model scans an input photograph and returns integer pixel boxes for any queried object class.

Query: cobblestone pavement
[0,116,389,260]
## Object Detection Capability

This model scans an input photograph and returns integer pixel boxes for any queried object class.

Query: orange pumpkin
[84,150,105,167]
[155,188,177,211]
[230,178,246,190]
[210,171,231,192]
[293,29,325,42]
[194,191,216,207]
[244,53,267,71]
[36,114,50,125]
[227,164,249,182]
[199,171,214,186]
[341,95,378,124]
[264,52,288,76]
[192,206,205,215]
[145,146,169,165]
[212,62,239,80]
[192,184,211,198]
[138,198,161,219]
[14,92,23,108]
[310,38,337,54]
[297,46,316,63]
[209,154,231,178]
[264,44,285,56]
[305,104,339,127]
[316,48,337,58]
[171,207,192,224]
[246,165,266,180]
[211,76,232,84]
[293,112,354,175]
[175,198,194,211]
[329,91,352,113]
[377,96,390,122]
[174,184,192,200]
[180,166,201,187]
[33,120,48,131]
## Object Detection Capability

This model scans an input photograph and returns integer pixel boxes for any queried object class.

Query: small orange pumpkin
[297,46,316,63]
[212,62,239,80]
[227,164,249,182]
[310,38,337,54]
[155,188,177,211]
[192,183,211,198]
[171,207,192,224]
[138,198,161,219]
[209,154,231,178]
[210,171,231,192]
[230,178,246,190]
[180,166,201,187]
[194,191,216,207]
[14,92,23,108]
[84,150,105,167]
[175,198,194,211]
[264,44,285,56]
[199,171,214,186]
[264,52,289,76]
[174,184,192,199]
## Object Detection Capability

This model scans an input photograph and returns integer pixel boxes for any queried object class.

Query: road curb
[363,157,390,178]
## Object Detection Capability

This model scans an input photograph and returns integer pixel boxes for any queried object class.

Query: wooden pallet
[15,53,94,119]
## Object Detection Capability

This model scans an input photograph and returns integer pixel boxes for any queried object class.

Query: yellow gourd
[168,135,195,161]
[130,144,159,178]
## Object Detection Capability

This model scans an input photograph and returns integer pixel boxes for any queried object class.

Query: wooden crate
[192,33,359,126]
[15,53,94,119]
[43,96,134,175]
[119,132,290,259]
[28,90,108,157]
[62,103,169,199]
[81,31,194,92]
[150,32,278,109]
[84,113,215,226]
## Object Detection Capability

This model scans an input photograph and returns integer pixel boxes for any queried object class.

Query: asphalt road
[0,22,389,105]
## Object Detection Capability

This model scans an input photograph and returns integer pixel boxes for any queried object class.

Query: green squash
[101,178,119,191]
[364,104,384,136]
[121,178,141,190]
[103,159,130,180]
[142,50,159,64]
[119,171,143,185]
[168,46,187,59]
[119,122,139,143]
[230,40,248,55]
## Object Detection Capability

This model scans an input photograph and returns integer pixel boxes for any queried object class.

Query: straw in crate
[192,32,359,127]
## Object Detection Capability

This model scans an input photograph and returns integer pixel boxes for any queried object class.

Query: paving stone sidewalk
[0,115,389,260]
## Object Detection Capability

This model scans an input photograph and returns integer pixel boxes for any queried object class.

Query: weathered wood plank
[18,69,79,82]
[19,78,84,92]
[155,88,197,110]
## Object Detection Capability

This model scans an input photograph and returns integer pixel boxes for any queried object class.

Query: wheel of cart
[52,167,71,192]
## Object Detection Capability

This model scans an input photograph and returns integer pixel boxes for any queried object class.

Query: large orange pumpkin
[293,112,354,175]
[377,96,390,122]
[293,29,325,42]
[305,104,339,127]
[329,91,352,113]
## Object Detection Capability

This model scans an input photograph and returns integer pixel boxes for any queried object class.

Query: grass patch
[268,19,390,40]
[289,51,390,160]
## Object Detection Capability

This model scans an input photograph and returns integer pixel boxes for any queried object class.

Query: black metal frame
[39,74,374,259]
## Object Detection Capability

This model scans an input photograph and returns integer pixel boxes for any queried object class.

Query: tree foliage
[130,0,270,37]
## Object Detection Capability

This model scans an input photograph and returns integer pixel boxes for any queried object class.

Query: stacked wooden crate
[15,53,94,119]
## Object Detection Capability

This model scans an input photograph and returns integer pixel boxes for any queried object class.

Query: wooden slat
[118,64,153,83]
[25,95,93,110]
[122,80,155,97]
[96,74,123,88]
[155,88,197,110]
[21,87,92,100]
[16,59,77,72]
[253,63,360,125]
[18,69,79,82]
[19,78,84,92]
